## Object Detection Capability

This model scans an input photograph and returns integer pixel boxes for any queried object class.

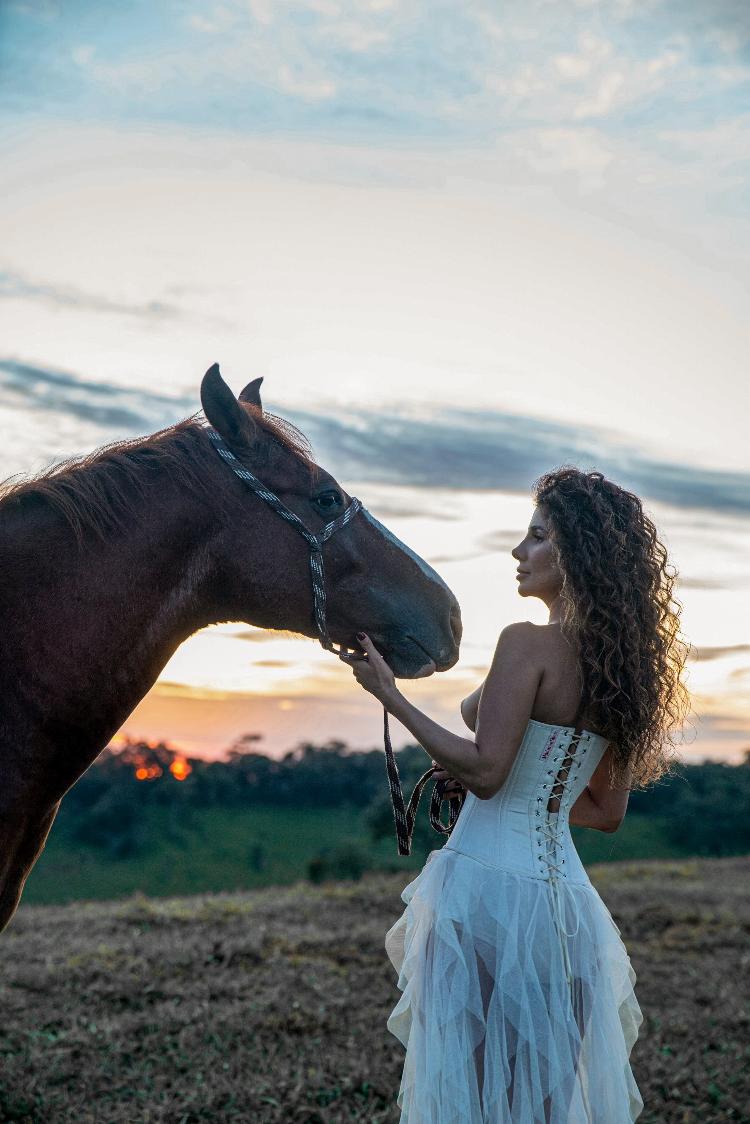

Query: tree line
[55,735,750,864]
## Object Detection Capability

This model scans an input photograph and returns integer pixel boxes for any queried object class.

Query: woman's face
[511,505,563,603]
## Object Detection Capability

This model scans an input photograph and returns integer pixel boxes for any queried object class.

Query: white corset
[443,718,610,989]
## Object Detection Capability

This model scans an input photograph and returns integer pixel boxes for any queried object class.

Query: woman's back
[525,621,602,734]
[443,717,610,885]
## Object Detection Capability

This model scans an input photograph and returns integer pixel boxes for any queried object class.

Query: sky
[1,0,748,765]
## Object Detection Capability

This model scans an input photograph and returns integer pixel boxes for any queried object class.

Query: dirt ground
[0,855,747,1123]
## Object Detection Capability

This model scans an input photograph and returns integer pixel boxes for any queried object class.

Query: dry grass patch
[1,858,748,1122]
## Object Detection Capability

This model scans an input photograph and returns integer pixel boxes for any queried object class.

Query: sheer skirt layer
[385,847,643,1124]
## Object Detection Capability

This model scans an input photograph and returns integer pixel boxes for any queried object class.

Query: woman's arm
[568,786,618,832]
[460,681,485,732]
[385,692,487,796]
[338,625,542,800]
[569,745,630,832]
[387,625,543,799]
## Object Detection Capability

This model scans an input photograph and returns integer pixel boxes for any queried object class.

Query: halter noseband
[207,427,362,654]
[207,425,465,854]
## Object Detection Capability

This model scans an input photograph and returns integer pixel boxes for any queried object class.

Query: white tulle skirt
[385,847,644,1123]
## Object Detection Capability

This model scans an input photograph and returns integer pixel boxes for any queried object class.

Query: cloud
[677,576,747,590]
[481,28,687,128]
[2,0,749,230]
[233,629,301,642]
[476,530,527,553]
[674,712,750,763]
[2,358,749,519]
[691,644,750,662]
[425,550,486,564]
[5,0,749,140]
[526,127,616,191]
[0,269,180,321]
[334,485,462,521]
[0,359,195,432]
[288,402,750,517]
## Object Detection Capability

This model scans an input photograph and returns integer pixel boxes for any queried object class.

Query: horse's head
[200,364,461,678]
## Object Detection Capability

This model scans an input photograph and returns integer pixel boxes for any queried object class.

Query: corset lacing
[534,724,589,998]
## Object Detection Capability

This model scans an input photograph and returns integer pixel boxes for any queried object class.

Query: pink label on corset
[540,730,557,759]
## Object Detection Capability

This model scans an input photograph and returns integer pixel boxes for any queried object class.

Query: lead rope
[207,427,459,855]
[383,709,465,856]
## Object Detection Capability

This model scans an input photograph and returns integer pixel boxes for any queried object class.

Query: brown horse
[0,364,461,933]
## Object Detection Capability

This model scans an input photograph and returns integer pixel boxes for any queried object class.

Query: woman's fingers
[429,761,464,787]
[428,759,465,794]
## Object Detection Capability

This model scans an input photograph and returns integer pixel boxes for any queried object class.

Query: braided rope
[207,426,462,854]
[383,710,464,855]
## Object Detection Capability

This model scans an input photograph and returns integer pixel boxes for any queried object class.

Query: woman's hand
[430,759,467,801]
[338,632,399,706]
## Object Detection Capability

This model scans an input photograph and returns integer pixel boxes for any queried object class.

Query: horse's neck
[0,461,223,800]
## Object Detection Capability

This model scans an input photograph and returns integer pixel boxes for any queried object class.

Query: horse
[0,363,462,933]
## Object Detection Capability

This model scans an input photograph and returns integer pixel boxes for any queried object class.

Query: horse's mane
[0,407,318,545]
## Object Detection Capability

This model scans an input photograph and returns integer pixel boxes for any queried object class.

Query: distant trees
[64,740,197,857]
[363,745,459,863]
[70,787,146,858]
[628,752,750,856]
[58,735,405,860]
[306,842,374,883]
[55,736,750,862]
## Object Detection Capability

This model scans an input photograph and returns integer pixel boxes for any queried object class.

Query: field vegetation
[4,738,747,1121]
[1,856,748,1123]
[21,737,750,907]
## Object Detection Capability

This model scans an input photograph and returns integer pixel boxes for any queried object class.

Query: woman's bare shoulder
[493,622,567,669]
[521,621,569,651]
[496,620,541,653]
[526,621,575,652]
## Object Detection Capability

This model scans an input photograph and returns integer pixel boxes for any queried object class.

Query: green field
[23,805,691,906]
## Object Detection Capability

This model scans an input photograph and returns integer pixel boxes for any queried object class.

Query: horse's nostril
[449,601,463,646]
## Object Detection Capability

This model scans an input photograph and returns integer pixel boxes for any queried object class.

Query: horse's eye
[315,490,342,512]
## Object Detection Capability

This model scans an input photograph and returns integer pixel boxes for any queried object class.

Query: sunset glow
[169,757,192,782]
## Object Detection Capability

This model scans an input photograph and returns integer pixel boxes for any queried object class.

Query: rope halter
[207,425,463,855]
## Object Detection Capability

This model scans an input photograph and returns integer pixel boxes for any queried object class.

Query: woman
[339,467,691,1123]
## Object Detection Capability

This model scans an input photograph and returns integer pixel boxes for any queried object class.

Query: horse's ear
[200,363,258,449]
[238,376,263,409]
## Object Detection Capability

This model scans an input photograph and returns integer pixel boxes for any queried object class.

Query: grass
[22,805,690,906]
[1,855,748,1122]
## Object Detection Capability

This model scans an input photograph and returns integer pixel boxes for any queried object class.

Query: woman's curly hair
[532,466,693,791]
